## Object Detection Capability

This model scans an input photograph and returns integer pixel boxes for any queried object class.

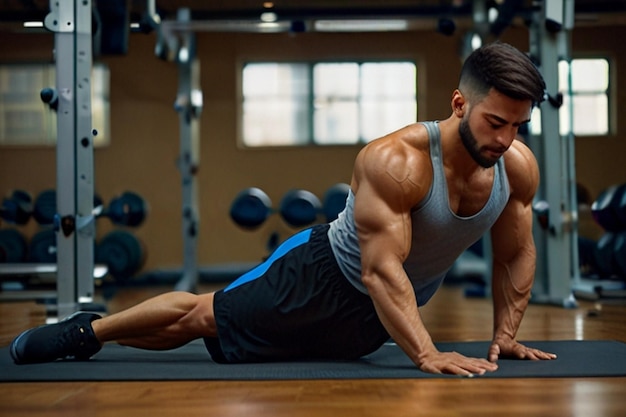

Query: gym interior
[0,1,625,416]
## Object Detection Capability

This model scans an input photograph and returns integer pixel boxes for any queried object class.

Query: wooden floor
[1,282,625,417]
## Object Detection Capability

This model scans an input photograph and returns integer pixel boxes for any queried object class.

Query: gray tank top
[328,121,510,305]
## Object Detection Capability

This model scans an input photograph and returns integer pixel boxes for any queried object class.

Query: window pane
[242,63,310,146]
[314,101,359,144]
[559,59,609,93]
[361,63,416,98]
[314,63,359,97]
[361,99,416,141]
[571,59,609,92]
[313,63,359,144]
[360,62,416,141]
[244,99,309,145]
[241,60,417,146]
[529,106,541,136]
[572,94,608,135]
[531,58,609,137]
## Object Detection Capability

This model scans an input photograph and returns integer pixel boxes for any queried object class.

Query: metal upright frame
[165,9,203,293]
[527,0,578,307]
[44,0,97,320]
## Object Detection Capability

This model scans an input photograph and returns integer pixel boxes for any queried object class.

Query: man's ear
[451,89,467,118]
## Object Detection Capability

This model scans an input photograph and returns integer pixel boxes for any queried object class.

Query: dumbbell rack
[0,263,108,305]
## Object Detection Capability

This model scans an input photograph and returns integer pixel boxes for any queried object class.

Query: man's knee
[186,292,218,337]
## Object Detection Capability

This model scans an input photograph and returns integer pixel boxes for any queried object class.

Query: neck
[437,116,489,179]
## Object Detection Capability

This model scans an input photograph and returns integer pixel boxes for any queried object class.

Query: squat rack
[44,0,99,320]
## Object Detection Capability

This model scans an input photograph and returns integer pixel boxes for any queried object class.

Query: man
[10,42,556,376]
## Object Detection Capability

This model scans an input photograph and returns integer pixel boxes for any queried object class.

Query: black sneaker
[10,312,102,364]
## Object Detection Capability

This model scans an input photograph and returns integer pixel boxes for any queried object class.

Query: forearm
[491,244,535,340]
[364,271,437,366]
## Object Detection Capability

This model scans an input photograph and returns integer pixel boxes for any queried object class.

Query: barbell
[33,189,147,228]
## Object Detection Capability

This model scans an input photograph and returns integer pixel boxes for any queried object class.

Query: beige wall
[1,24,624,273]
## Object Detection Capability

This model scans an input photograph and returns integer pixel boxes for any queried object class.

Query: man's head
[458,42,545,107]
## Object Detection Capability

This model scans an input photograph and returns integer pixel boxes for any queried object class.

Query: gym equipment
[230,185,351,230]
[28,229,57,263]
[95,230,145,282]
[532,200,550,231]
[0,229,28,263]
[526,0,578,307]
[34,189,147,227]
[593,233,618,278]
[43,0,98,320]
[322,183,350,222]
[591,184,626,232]
[229,187,273,229]
[104,191,148,227]
[33,189,57,225]
[229,183,350,229]
[593,231,626,278]
[279,189,322,227]
[3,340,625,381]
[0,190,33,225]
[614,232,626,276]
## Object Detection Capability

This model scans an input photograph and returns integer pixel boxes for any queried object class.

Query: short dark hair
[459,42,545,106]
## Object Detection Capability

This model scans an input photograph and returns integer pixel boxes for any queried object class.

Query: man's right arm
[352,137,498,376]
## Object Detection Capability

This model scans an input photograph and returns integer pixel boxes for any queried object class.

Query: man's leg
[94,291,218,350]
[10,291,218,364]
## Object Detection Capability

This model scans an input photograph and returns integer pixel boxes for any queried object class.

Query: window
[0,63,110,146]
[241,61,416,146]
[530,58,610,136]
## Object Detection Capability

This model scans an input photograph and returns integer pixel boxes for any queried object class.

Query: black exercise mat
[1,340,625,382]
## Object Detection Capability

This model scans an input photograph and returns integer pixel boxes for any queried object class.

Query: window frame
[530,56,613,138]
[0,61,110,148]
[238,59,418,149]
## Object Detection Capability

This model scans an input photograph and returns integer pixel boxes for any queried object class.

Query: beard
[459,116,499,169]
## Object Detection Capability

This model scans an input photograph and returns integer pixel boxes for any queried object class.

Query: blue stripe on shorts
[223,228,313,292]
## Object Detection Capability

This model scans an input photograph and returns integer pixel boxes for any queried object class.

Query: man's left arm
[488,141,557,363]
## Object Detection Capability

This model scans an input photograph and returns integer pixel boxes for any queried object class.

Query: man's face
[458,89,532,168]
[459,114,497,168]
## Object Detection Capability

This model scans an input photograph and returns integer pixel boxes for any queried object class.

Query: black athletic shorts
[203,224,390,363]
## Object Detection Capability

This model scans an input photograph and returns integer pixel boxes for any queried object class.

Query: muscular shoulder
[353,123,432,209]
[503,139,540,204]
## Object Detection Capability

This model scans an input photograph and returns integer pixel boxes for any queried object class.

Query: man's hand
[488,338,557,362]
[418,350,499,376]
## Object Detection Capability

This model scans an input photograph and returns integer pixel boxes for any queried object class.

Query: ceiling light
[23,21,44,28]
[314,19,408,32]
[260,12,278,22]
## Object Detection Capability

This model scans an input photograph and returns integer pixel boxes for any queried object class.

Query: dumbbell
[281,184,350,226]
[322,183,351,222]
[101,191,147,227]
[593,231,626,278]
[614,232,626,277]
[95,230,145,282]
[591,184,626,232]
[229,187,321,229]
[0,190,33,225]
[33,189,147,227]
[0,229,28,263]
[28,229,57,263]
[229,187,273,229]
[532,200,550,231]
[229,184,351,230]
[279,189,323,227]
